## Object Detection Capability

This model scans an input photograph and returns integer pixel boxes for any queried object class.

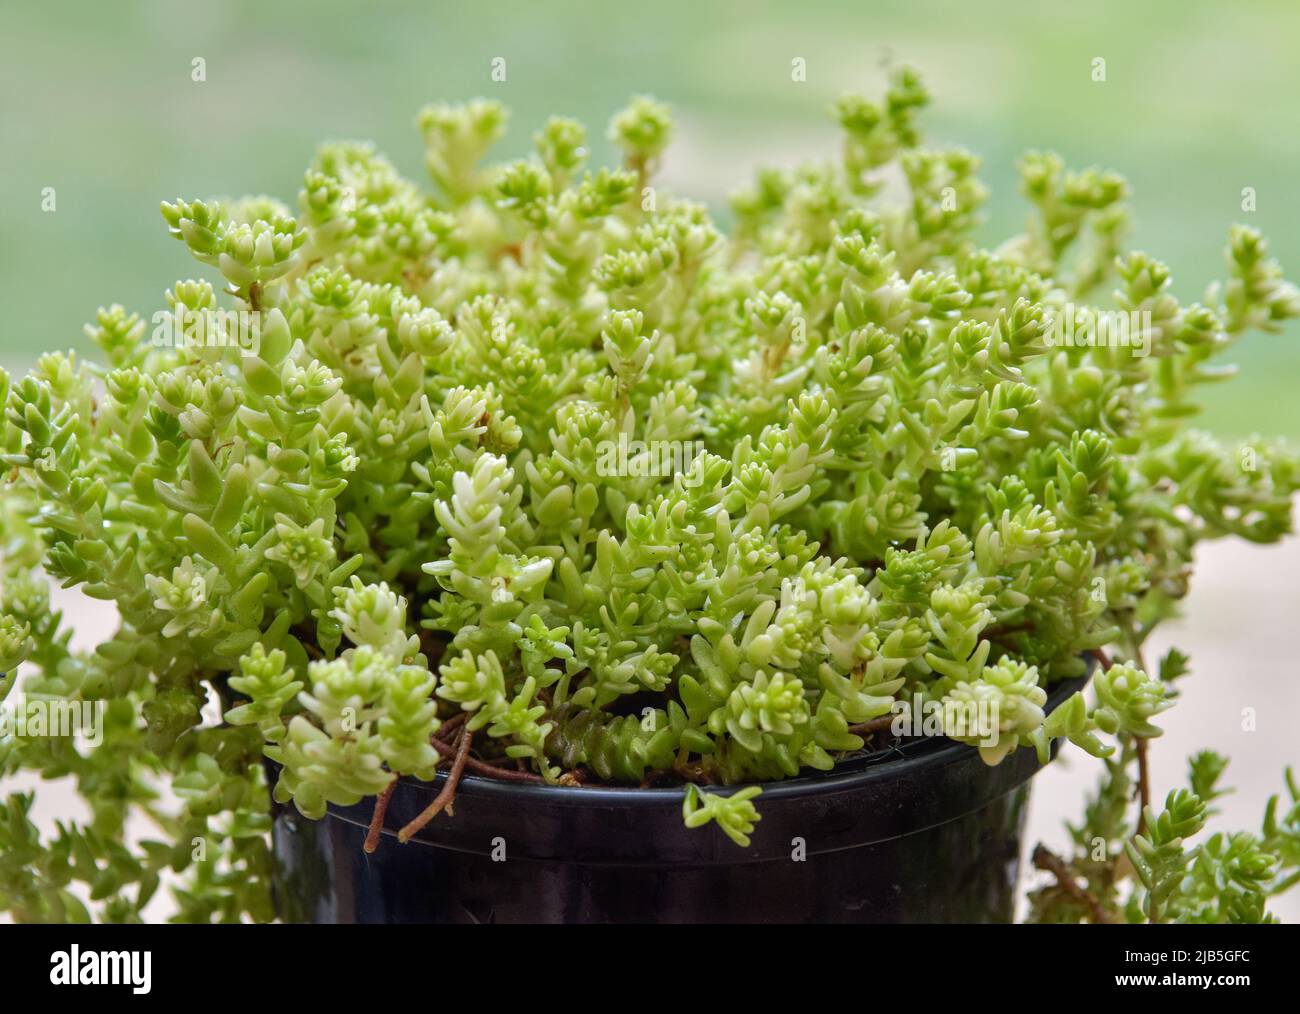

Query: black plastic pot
[270,674,1088,923]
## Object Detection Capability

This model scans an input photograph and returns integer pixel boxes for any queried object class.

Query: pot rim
[291,666,1093,861]
[380,665,1093,807]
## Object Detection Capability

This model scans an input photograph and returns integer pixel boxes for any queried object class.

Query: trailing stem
[1032,845,1116,924]
[363,779,398,854]
[398,728,474,842]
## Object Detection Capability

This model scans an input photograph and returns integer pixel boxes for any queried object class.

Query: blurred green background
[2,0,1297,436]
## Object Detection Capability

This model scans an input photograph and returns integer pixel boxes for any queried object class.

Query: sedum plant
[2,68,1298,923]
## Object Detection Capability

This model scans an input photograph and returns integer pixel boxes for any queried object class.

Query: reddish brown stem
[847,714,898,737]
[434,711,468,742]
[398,729,474,843]
[1135,736,1152,837]
[428,735,547,784]
[363,779,398,854]
[1032,845,1115,924]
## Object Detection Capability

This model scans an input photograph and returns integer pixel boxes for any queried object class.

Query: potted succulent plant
[2,68,1298,924]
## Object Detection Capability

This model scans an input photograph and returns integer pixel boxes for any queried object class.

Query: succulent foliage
[2,70,1297,922]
